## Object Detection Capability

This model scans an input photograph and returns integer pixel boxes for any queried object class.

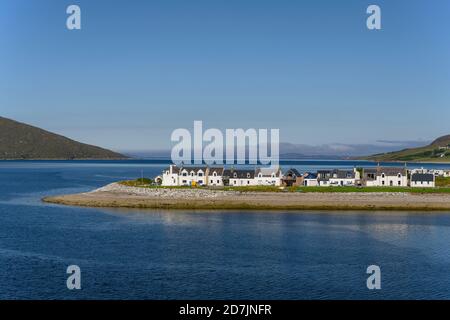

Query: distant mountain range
[0,117,127,160]
[2,116,443,162]
[123,140,430,160]
[359,135,450,163]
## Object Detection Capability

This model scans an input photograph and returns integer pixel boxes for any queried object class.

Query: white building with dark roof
[303,172,318,186]
[225,169,257,186]
[362,167,408,187]
[411,173,435,188]
[317,170,332,186]
[179,166,208,186]
[162,164,180,186]
[255,167,282,186]
[329,169,358,186]
[208,167,225,186]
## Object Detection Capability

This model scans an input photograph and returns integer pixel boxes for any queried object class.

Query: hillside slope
[361,135,450,162]
[0,117,127,160]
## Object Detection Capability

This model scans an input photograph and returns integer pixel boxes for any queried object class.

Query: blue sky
[1,0,449,151]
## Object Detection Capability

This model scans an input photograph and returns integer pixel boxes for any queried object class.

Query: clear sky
[1,0,449,151]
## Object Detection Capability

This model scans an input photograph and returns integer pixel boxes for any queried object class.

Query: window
[233,180,237,185]
[398,173,401,178]
[258,173,262,178]
[247,181,250,185]
[213,172,217,176]
[398,181,401,186]
[382,181,385,186]
[247,173,251,178]
[198,172,203,177]
[190,172,194,177]
[210,180,213,184]
[381,173,385,178]
[234,173,237,178]
[182,172,187,177]
[182,180,187,184]
[217,180,220,183]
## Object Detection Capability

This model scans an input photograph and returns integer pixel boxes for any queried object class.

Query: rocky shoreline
[42,183,450,211]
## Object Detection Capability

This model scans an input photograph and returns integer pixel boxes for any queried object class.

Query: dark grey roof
[164,165,179,174]
[362,167,406,179]
[223,169,232,177]
[377,167,407,176]
[226,169,255,179]
[304,172,317,179]
[180,166,208,174]
[317,170,332,181]
[284,168,301,178]
[255,167,281,177]
[331,169,355,179]
[411,173,434,182]
[209,167,224,175]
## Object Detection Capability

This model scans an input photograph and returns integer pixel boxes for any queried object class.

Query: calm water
[1,160,450,300]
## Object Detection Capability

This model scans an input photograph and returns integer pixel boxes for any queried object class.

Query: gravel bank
[42,183,450,211]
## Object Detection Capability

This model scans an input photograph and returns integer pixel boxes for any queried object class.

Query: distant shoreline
[42,183,450,211]
[0,158,129,161]
[2,158,450,165]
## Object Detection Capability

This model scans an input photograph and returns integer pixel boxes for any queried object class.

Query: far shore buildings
[158,164,445,188]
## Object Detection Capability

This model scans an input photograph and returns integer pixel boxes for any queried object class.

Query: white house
[377,167,408,187]
[303,172,318,186]
[226,169,256,186]
[178,166,208,186]
[255,167,282,186]
[317,170,332,186]
[208,167,224,186]
[362,168,378,187]
[362,167,408,187]
[162,164,180,186]
[329,169,358,186]
[411,173,435,188]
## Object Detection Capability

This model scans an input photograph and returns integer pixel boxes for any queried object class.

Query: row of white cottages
[157,165,437,188]
[159,165,283,187]
[303,167,435,188]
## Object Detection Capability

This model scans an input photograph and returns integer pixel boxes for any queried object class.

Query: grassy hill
[361,135,450,162]
[0,117,128,160]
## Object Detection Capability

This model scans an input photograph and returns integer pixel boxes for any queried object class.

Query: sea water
[1,160,450,299]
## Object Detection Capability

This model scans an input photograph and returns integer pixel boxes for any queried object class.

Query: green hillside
[362,135,450,162]
[0,117,128,160]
